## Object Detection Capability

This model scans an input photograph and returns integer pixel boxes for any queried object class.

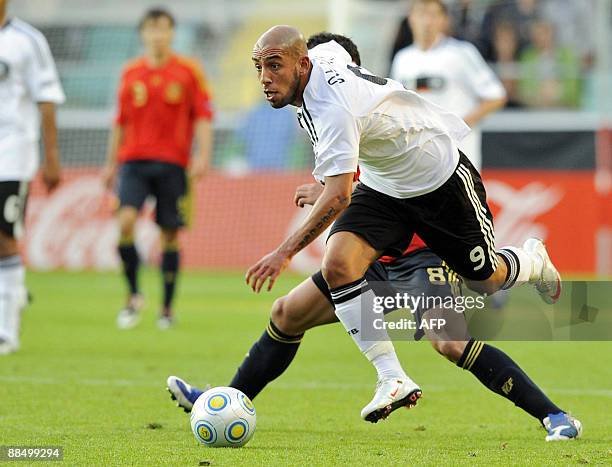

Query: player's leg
[324,223,421,422]
[151,162,188,329]
[413,152,560,303]
[0,181,29,355]
[115,162,148,329]
[389,252,580,440]
[168,274,337,410]
[159,227,179,329]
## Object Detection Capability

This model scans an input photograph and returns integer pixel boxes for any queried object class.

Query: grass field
[0,270,611,466]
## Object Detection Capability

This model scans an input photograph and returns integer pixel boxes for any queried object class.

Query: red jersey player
[102,7,213,330]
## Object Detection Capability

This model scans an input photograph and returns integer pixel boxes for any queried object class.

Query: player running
[243,25,562,424]
[167,33,580,441]
[168,181,580,440]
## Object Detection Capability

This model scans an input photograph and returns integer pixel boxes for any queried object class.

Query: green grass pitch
[0,270,610,466]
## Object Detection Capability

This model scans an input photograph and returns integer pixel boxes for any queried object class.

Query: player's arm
[189,61,214,181]
[247,104,359,292]
[294,182,324,207]
[102,124,124,190]
[25,29,65,192]
[103,68,128,190]
[190,118,213,180]
[246,172,354,293]
[462,97,506,128]
[460,42,507,128]
[38,102,61,192]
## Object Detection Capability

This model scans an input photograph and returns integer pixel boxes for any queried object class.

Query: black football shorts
[117,160,189,229]
[329,152,499,281]
[0,181,29,239]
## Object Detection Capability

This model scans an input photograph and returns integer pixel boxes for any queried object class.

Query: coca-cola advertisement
[24,169,609,274]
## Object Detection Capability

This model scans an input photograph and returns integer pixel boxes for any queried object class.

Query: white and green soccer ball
[190,386,256,448]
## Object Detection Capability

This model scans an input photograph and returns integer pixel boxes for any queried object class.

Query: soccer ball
[190,386,256,448]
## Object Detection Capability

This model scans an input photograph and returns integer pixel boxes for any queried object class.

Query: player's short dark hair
[306,32,361,66]
[139,7,176,30]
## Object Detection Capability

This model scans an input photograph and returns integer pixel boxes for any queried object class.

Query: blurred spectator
[390,0,506,170]
[448,0,485,45]
[235,101,300,171]
[518,20,581,108]
[479,0,539,62]
[491,21,522,107]
[388,12,413,70]
[539,0,595,69]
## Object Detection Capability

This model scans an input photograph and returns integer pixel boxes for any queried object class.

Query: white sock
[0,255,26,349]
[331,279,407,381]
[498,246,542,289]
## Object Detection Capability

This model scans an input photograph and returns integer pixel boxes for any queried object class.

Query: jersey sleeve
[311,104,359,183]
[24,30,65,104]
[188,60,214,121]
[459,42,506,101]
[113,68,130,126]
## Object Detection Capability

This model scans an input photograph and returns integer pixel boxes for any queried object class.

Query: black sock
[457,339,563,422]
[497,248,520,290]
[161,249,180,309]
[229,320,303,400]
[118,244,139,295]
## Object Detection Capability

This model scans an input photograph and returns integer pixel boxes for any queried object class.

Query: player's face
[140,17,174,55]
[409,2,448,43]
[252,53,302,109]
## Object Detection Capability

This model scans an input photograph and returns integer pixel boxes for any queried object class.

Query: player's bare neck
[292,62,313,108]
[0,11,7,28]
[417,33,444,51]
[146,50,172,68]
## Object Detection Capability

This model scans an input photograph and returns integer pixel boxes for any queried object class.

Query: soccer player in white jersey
[246,25,561,422]
[390,0,506,171]
[0,0,64,354]
[168,32,581,439]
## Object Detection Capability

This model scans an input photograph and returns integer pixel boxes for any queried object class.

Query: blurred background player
[390,0,506,171]
[0,0,63,354]
[102,7,213,330]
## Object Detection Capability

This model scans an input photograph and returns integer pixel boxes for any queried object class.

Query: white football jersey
[390,37,506,169]
[0,18,65,181]
[299,41,470,199]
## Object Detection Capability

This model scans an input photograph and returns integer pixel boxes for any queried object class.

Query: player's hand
[42,156,61,193]
[294,183,324,207]
[245,249,291,293]
[101,164,117,190]
[189,156,209,181]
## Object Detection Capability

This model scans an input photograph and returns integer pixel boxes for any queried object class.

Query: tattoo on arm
[295,207,337,253]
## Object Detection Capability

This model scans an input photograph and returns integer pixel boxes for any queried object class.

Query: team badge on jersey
[131,81,148,107]
[165,81,184,103]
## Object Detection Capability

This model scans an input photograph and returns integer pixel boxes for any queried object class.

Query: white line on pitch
[0,375,611,398]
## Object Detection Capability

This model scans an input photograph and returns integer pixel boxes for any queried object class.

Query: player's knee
[117,208,137,240]
[270,296,302,335]
[321,257,357,289]
[430,340,465,363]
[0,231,18,257]
[270,296,286,323]
[161,229,179,249]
